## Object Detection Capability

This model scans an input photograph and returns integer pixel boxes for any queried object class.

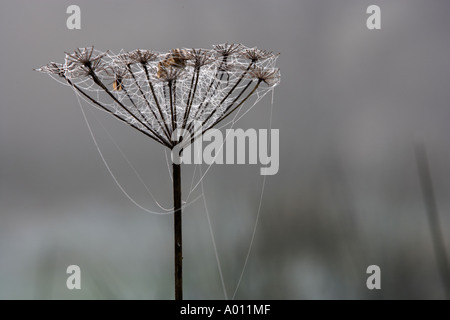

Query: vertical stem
[169,80,175,132]
[173,163,183,300]
[415,144,450,299]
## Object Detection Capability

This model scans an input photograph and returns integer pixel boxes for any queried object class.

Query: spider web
[54,46,279,149]
[39,44,280,299]
[73,85,276,299]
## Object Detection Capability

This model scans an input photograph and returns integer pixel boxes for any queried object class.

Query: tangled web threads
[37,44,280,299]
[37,44,280,149]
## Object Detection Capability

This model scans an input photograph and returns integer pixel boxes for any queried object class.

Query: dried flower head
[36,43,280,302]
[65,47,107,77]
[240,48,275,62]
[37,44,280,148]
[128,49,158,65]
[248,67,281,86]
[186,49,214,69]
[213,43,243,58]
[112,53,133,67]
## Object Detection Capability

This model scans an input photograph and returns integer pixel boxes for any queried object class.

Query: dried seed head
[65,47,107,77]
[113,53,133,66]
[37,44,280,147]
[248,67,280,86]
[186,49,214,69]
[128,49,158,65]
[213,43,243,58]
[240,48,275,62]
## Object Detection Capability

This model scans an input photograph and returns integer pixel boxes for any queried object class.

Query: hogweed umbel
[37,44,280,299]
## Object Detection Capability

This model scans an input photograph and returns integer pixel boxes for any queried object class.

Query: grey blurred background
[1,0,450,299]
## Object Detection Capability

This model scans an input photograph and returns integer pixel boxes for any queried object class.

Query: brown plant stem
[173,163,183,300]
[66,78,168,146]
[169,80,175,132]
[182,67,200,129]
[189,61,254,133]
[143,64,172,139]
[87,67,165,143]
[179,80,262,150]
[126,65,172,142]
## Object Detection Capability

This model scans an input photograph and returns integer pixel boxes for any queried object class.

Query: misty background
[1,0,450,299]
